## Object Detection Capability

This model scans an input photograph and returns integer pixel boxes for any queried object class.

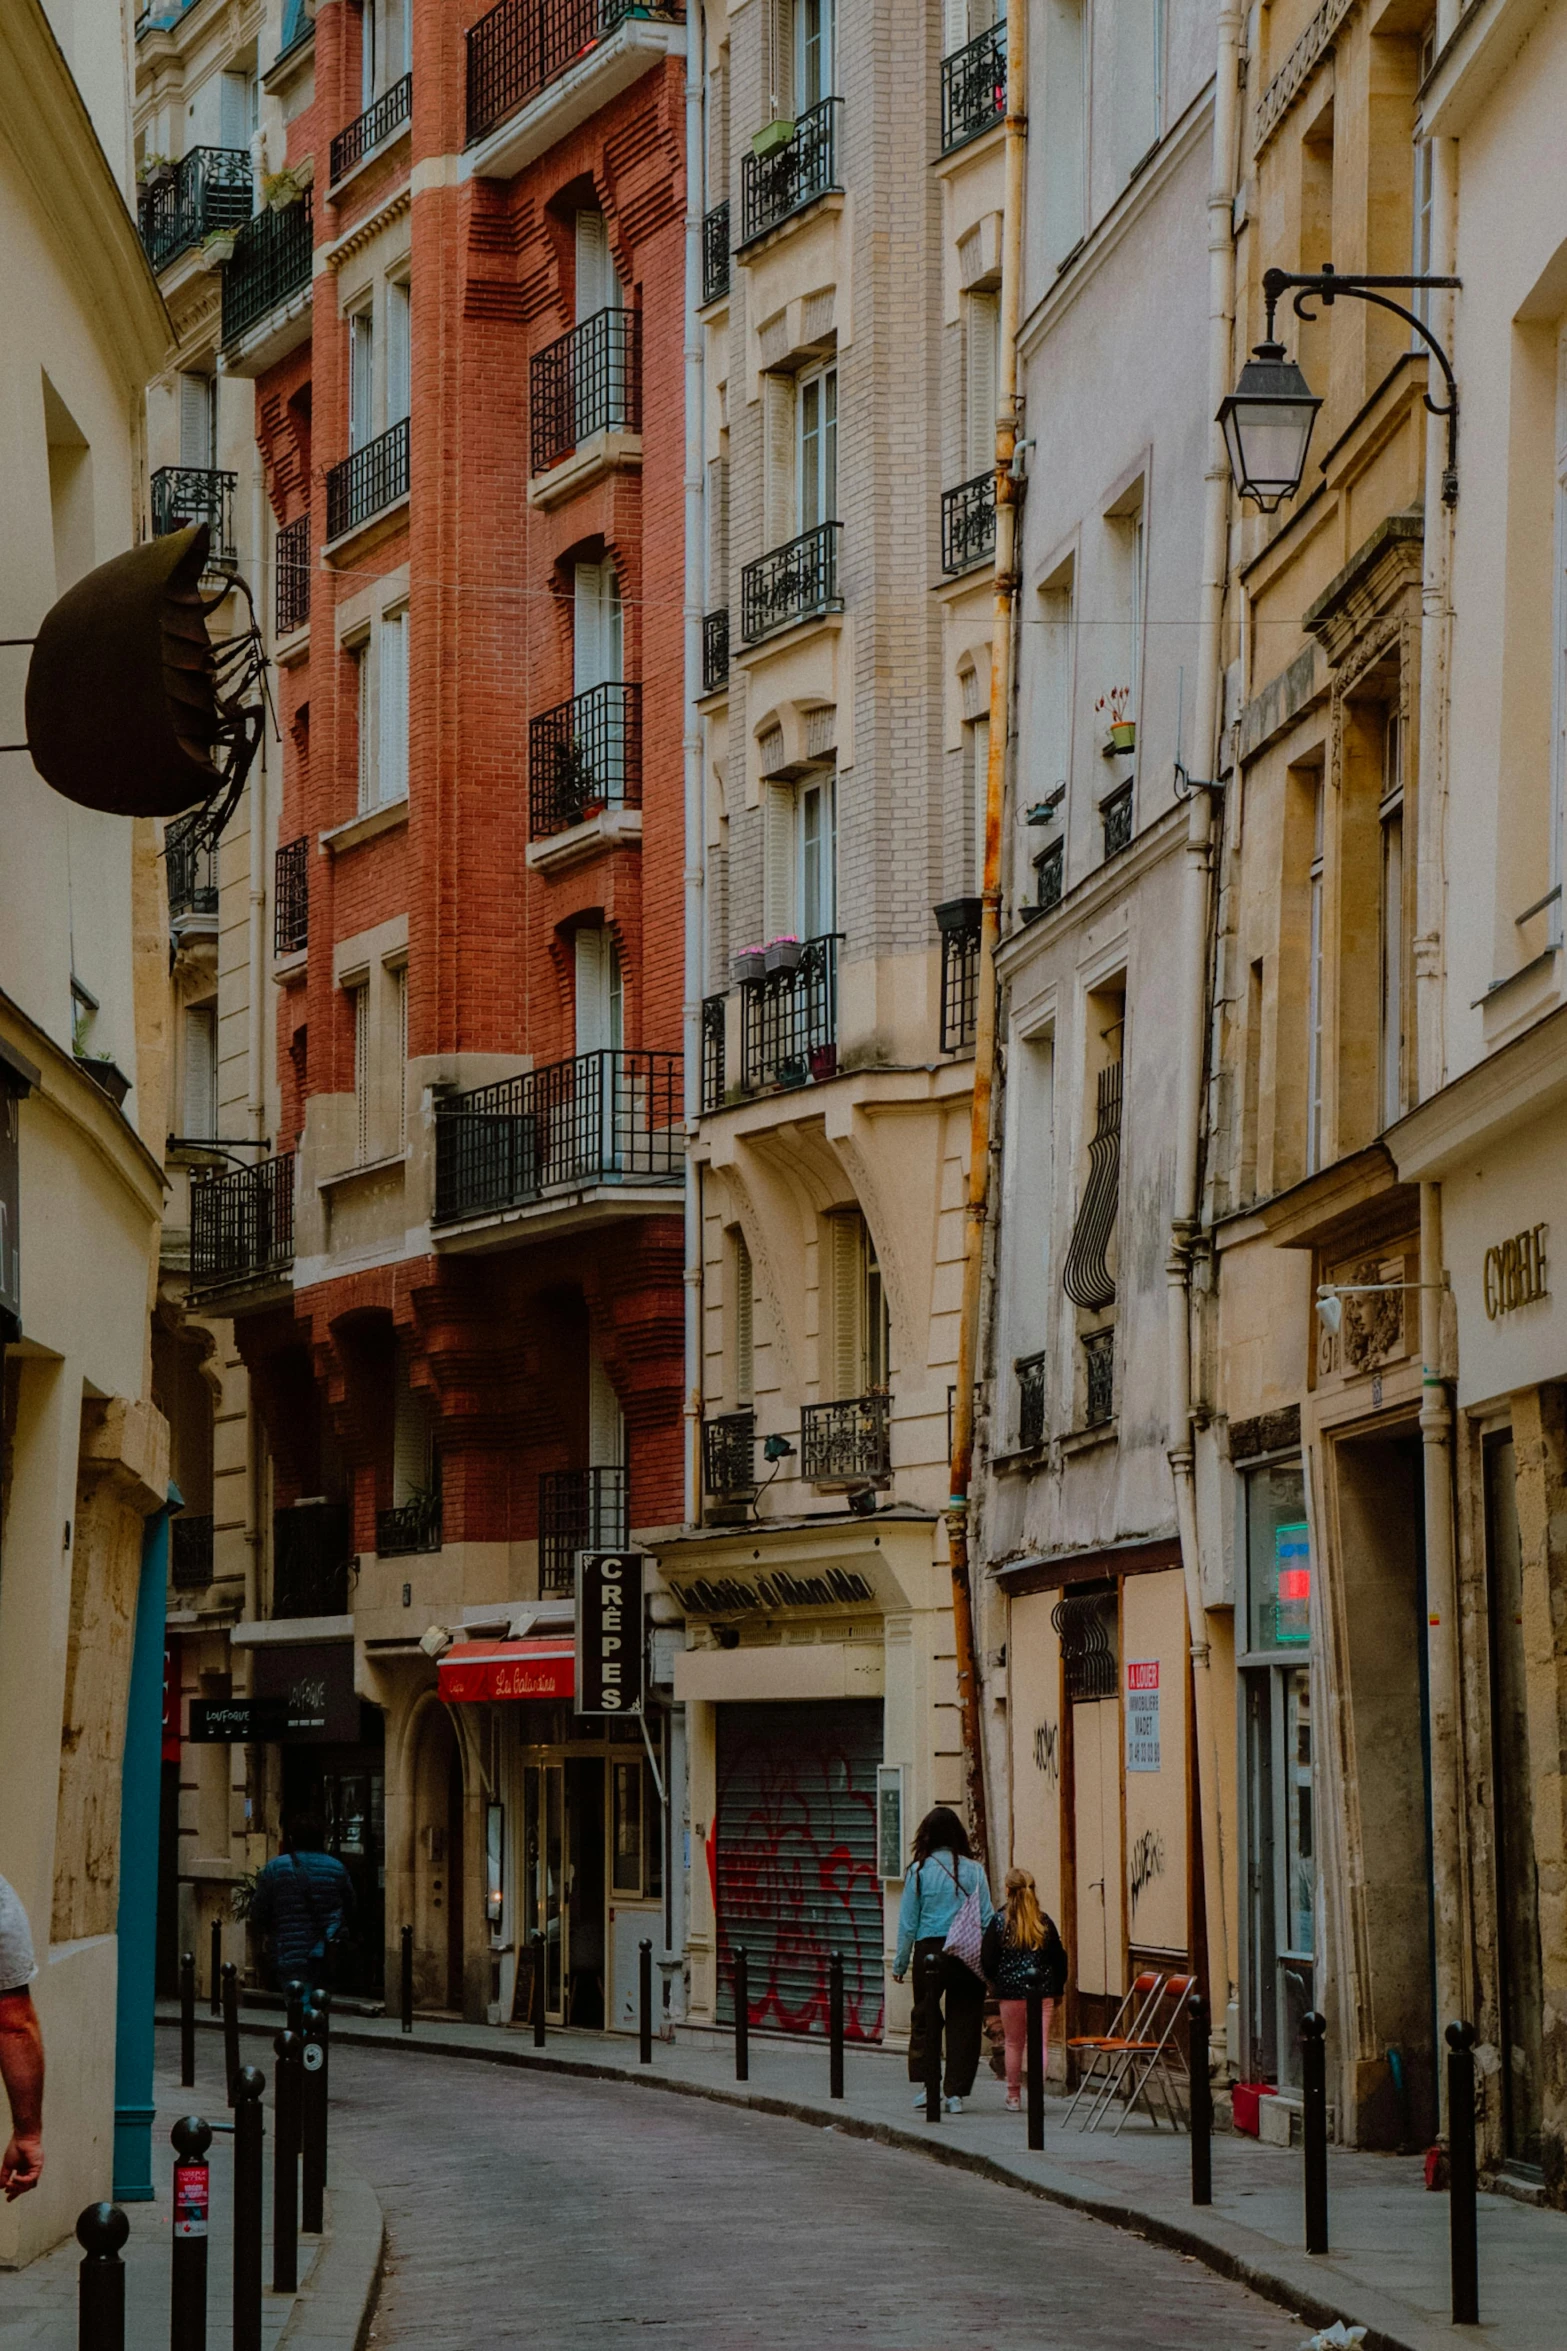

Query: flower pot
[764,937,803,973]
[146,162,176,190]
[1109,719,1136,753]
[752,118,796,159]
[732,949,766,984]
[200,235,237,271]
[808,1044,838,1084]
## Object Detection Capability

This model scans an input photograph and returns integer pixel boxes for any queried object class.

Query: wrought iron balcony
[800,1391,891,1484]
[538,1465,628,1593]
[190,1154,294,1290]
[530,307,640,475]
[138,146,253,275]
[528,681,641,838]
[701,993,726,1113]
[1101,782,1134,859]
[702,608,729,693]
[940,20,1006,154]
[1016,1352,1046,1452]
[740,933,839,1091]
[273,1499,352,1618]
[223,190,313,348]
[325,415,410,542]
[1083,1329,1115,1427]
[1034,837,1064,914]
[274,837,309,956]
[276,512,310,632]
[331,71,412,183]
[703,1410,756,1499]
[740,521,841,645]
[165,810,220,923]
[739,98,840,246]
[941,471,995,575]
[152,466,237,568]
[467,0,684,146]
[702,200,730,303]
[935,897,981,1053]
[171,1513,214,1590]
[434,1049,681,1223]
[375,1483,442,1558]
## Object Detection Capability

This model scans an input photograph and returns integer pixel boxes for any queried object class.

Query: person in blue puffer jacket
[892,1806,995,2113]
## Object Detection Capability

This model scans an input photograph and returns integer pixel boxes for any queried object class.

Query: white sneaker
[944,2095,963,2115]
[912,2087,929,2108]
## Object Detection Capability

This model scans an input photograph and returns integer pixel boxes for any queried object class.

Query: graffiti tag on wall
[1128,1827,1166,1921]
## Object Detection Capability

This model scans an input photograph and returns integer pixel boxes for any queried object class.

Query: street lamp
[1221,264,1462,511]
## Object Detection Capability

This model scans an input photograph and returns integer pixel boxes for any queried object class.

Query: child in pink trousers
[981,1868,1068,2111]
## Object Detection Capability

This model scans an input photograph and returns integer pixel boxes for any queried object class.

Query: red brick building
[199,0,689,2026]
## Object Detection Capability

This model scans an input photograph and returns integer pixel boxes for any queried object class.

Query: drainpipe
[248,460,268,1146]
[681,2,706,1527]
[1419,1181,1467,2091]
[113,1486,178,2201]
[1166,0,1243,2022]
[946,0,1027,1877]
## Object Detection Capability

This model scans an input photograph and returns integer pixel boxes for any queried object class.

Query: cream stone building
[0,0,173,2263]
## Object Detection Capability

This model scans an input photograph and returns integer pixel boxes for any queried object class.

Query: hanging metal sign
[575,1552,646,1716]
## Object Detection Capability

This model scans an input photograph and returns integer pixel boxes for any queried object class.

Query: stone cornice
[1301,508,1424,668]
[1388,1000,1567,1180]
[321,182,412,271]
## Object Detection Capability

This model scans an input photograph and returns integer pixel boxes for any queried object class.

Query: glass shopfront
[1240,1456,1317,2087]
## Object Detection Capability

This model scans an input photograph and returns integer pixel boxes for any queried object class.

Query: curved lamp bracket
[1262,264,1462,505]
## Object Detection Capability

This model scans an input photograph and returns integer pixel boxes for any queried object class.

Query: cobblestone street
[333,2043,1304,2350]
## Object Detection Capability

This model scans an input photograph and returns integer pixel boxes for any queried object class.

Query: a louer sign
[575,1551,646,1716]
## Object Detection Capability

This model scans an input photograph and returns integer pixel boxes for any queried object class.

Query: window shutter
[966,294,998,477]
[943,0,969,53]
[735,1233,754,1403]
[361,0,377,105]
[355,643,373,811]
[575,925,611,1054]
[588,1352,625,1466]
[762,782,795,940]
[576,209,619,320]
[573,561,622,693]
[353,985,371,1164]
[706,457,729,605]
[378,612,408,803]
[828,1212,862,1398]
[970,716,989,894]
[763,373,795,549]
[767,0,795,116]
[394,965,409,1146]
[386,281,410,426]
[179,373,215,469]
[393,1370,429,1504]
[184,1002,217,1139]
[220,70,251,149]
[349,310,375,450]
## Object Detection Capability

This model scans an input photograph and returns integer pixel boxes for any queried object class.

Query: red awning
[438,1638,575,1704]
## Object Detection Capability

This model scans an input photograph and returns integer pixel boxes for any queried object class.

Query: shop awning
[438,1637,575,1704]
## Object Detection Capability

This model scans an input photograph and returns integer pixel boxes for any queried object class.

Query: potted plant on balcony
[764,932,803,973]
[200,226,239,269]
[752,116,796,159]
[808,1043,838,1083]
[262,167,304,213]
[731,943,766,984]
[142,153,176,190]
[1097,687,1135,754]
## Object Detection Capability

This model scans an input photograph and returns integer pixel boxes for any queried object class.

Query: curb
[178,2012,1422,2351]
[278,2161,385,2351]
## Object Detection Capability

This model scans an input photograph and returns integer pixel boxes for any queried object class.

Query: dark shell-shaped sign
[25,525,222,819]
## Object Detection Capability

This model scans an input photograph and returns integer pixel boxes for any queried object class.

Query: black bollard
[400,1925,414,2035]
[1301,2010,1329,2255]
[169,2115,212,2351]
[76,2202,128,2351]
[532,1931,546,2047]
[179,1951,196,2089]
[923,1950,943,2124]
[209,1918,222,2016]
[829,1951,845,2099]
[271,2030,302,2294]
[284,1977,306,2035]
[1188,1993,1212,2205]
[315,1993,331,2185]
[1026,1984,1045,2151]
[232,2068,265,2351]
[1447,2021,1479,2325]
[734,1947,750,2083]
[639,1939,653,2065]
[221,1962,240,2109]
[300,1999,327,2235]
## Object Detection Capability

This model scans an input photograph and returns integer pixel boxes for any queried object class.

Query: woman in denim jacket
[892,1806,994,2113]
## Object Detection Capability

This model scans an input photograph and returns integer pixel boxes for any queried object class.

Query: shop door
[523,1762,567,2023]
[715,1700,884,2041]
[1486,1434,1545,2168]
[1072,1697,1124,2027]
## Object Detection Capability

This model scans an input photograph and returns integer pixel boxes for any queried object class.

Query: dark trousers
[906,1938,985,2097]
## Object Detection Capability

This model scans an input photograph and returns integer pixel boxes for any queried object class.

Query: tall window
[965,292,999,478]
[800,773,835,938]
[184,1001,218,1139]
[1306,780,1326,1174]
[734,1230,754,1403]
[574,924,623,1056]
[573,559,623,693]
[378,611,408,805]
[386,280,411,427]
[798,364,837,532]
[179,372,217,471]
[220,66,258,149]
[393,963,409,1148]
[575,208,622,321]
[353,640,373,811]
[361,0,410,104]
[1380,711,1405,1129]
[827,1211,889,1397]
[1411,23,1437,328]
[795,0,834,108]
[349,306,375,451]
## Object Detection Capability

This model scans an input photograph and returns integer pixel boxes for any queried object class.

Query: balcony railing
[325,415,410,542]
[702,200,731,303]
[139,146,253,274]
[375,1483,442,1558]
[275,836,309,956]
[538,1465,628,1594]
[331,71,412,182]
[165,810,220,922]
[703,1410,756,1498]
[740,520,841,644]
[702,608,729,693]
[223,190,313,348]
[1034,837,1064,914]
[941,472,995,575]
[273,1499,352,1618]
[701,993,726,1113]
[171,1513,214,1590]
[1084,1329,1115,1427]
[530,307,640,475]
[434,1049,682,1223]
[528,681,641,838]
[935,897,981,1053]
[190,1154,294,1289]
[801,1391,891,1484]
[152,466,237,568]
[740,933,839,1090]
[276,512,310,632]
[940,20,1006,154]
[1016,1352,1046,1451]
[1102,782,1134,859]
[739,97,840,246]
[467,0,684,146]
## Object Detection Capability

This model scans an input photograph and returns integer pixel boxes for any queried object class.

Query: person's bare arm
[0,1988,44,2199]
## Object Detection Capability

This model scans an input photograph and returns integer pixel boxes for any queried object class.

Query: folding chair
[1062,1971,1165,2128]
[1087,1972,1197,2135]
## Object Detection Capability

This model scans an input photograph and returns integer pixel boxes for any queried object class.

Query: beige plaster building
[0,0,173,2262]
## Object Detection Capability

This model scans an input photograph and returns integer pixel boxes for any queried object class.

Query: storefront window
[1241,1457,1316,2087]
[1283,1667,1313,1956]
[612,1759,643,1895]
[1246,1459,1311,1653]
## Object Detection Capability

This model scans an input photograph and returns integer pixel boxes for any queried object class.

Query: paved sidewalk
[176,2001,1563,2351]
[0,2041,382,2350]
